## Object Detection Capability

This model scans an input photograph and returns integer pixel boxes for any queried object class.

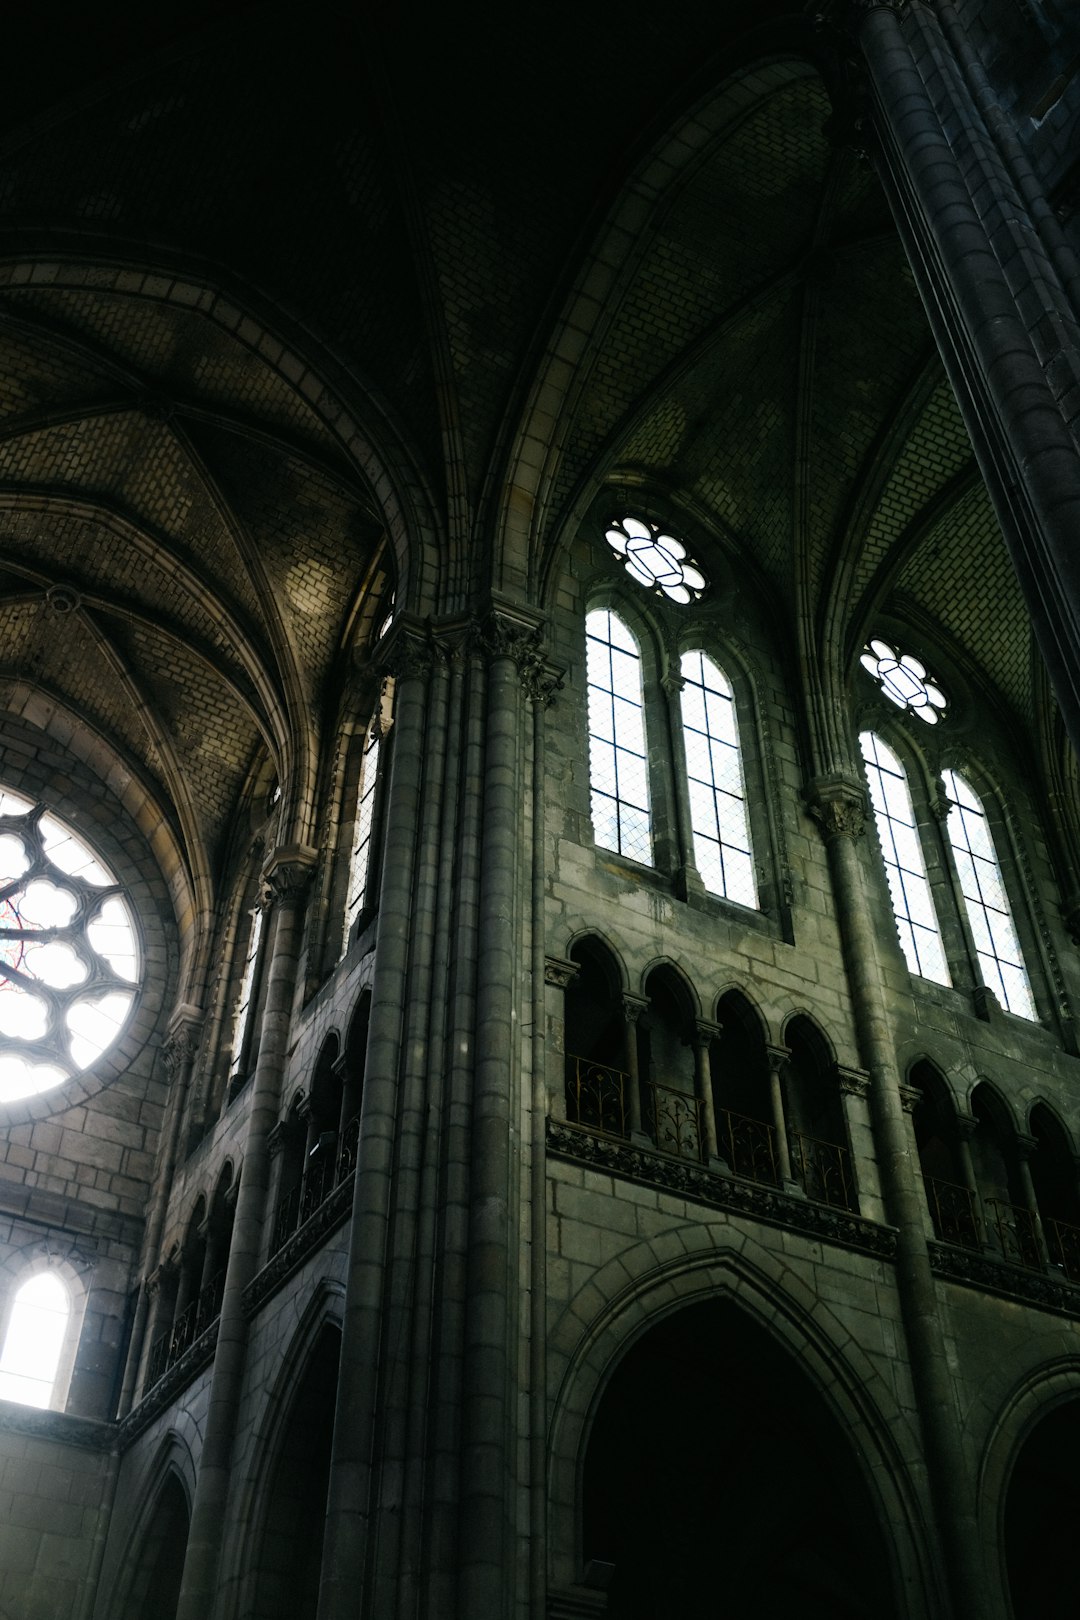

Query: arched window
[341,715,382,956]
[941,769,1035,1020]
[0,1270,70,1408]
[679,650,756,906]
[859,732,950,985]
[585,609,652,864]
[228,896,265,1092]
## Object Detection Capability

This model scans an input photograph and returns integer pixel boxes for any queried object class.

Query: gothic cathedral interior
[0,2,1079,1617]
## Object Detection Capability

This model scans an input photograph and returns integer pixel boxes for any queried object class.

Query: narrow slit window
[0,1272,69,1409]
[941,770,1035,1020]
[586,609,652,864]
[342,716,381,955]
[679,651,757,906]
[859,732,950,985]
[229,902,264,1080]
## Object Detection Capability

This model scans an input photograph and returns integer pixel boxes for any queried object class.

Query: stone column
[693,1021,719,1160]
[545,956,580,1125]
[118,1009,200,1414]
[622,993,648,1138]
[765,1045,796,1188]
[176,844,317,1620]
[1015,1133,1051,1267]
[660,667,700,899]
[318,627,433,1620]
[854,0,1080,755]
[952,1113,987,1249]
[806,772,986,1619]
[836,1065,875,1217]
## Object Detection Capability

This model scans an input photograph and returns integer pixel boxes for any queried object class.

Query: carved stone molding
[163,1011,201,1076]
[928,1241,1080,1321]
[898,1083,922,1113]
[954,1111,978,1140]
[243,1173,354,1319]
[621,993,649,1025]
[544,955,580,989]
[261,843,319,905]
[695,1019,721,1045]
[1015,1132,1038,1161]
[836,1064,871,1099]
[766,1044,790,1077]
[520,659,566,708]
[120,1323,219,1448]
[804,775,868,842]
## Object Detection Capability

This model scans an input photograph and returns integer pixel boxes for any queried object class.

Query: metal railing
[271,1114,361,1257]
[985,1197,1043,1270]
[923,1175,981,1250]
[790,1130,854,1210]
[717,1107,779,1186]
[565,1056,629,1138]
[1044,1216,1080,1282]
[146,1270,225,1388]
[648,1081,704,1162]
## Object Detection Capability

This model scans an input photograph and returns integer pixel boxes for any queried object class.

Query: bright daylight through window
[0,1272,69,1408]
[604,516,706,605]
[860,639,947,724]
[0,788,139,1101]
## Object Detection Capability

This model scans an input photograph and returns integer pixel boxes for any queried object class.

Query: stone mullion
[458,622,531,1619]
[421,640,485,1618]
[119,1009,200,1415]
[622,994,648,1138]
[807,773,986,1620]
[765,1045,796,1189]
[318,638,431,1620]
[377,642,453,1620]
[1015,1134,1051,1267]
[176,843,317,1620]
[856,0,1080,756]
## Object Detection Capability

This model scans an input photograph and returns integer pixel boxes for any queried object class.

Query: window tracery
[860,639,947,724]
[0,789,140,1101]
[603,516,706,605]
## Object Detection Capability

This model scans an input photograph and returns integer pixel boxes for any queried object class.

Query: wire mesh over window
[342,717,381,955]
[679,651,757,906]
[859,733,950,985]
[586,610,652,864]
[941,770,1035,1020]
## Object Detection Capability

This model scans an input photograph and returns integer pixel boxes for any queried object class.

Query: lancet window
[585,609,652,865]
[941,770,1035,1019]
[859,731,950,985]
[0,1270,70,1408]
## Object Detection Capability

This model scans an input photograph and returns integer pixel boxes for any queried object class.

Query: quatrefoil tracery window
[604,516,706,605]
[0,788,139,1101]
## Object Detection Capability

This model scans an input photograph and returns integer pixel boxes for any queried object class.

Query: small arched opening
[582,1300,898,1618]
[710,991,776,1185]
[1029,1105,1080,1280]
[910,1062,980,1250]
[971,1084,1040,1268]
[119,1472,190,1620]
[640,967,700,1162]
[564,938,628,1137]
[784,1016,854,1210]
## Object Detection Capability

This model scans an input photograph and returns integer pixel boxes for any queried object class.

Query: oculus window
[860,639,947,725]
[0,788,139,1101]
[604,516,706,605]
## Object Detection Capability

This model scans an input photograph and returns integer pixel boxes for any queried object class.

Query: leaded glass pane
[941,770,1035,1020]
[680,651,758,908]
[859,733,950,985]
[586,610,653,864]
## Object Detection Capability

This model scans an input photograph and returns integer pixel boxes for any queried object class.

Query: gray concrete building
[0,1,1079,1616]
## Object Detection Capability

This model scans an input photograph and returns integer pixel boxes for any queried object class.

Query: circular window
[604,516,706,605]
[0,788,140,1101]
[860,639,947,724]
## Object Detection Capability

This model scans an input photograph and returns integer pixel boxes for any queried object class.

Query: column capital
[1015,1132,1038,1160]
[375,616,447,682]
[766,1043,790,1076]
[898,1082,922,1113]
[695,1019,721,1045]
[163,1009,202,1076]
[622,992,649,1023]
[836,1063,871,1099]
[261,844,319,905]
[470,601,562,703]
[954,1110,978,1140]
[544,955,580,989]
[661,669,686,697]
[804,775,868,842]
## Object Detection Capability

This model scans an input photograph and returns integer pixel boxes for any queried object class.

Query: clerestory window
[859,732,950,985]
[342,715,382,955]
[586,609,652,864]
[680,651,756,906]
[941,769,1035,1019]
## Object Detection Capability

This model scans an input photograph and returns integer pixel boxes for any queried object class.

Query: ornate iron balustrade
[648,1082,704,1162]
[271,1115,361,1257]
[985,1197,1042,1270]
[790,1130,854,1210]
[717,1107,778,1186]
[1044,1216,1080,1282]
[565,1056,629,1138]
[923,1175,981,1249]
[145,1270,224,1389]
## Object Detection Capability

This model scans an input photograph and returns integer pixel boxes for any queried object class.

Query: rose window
[0,788,139,1101]
[860,639,947,724]
[604,516,706,605]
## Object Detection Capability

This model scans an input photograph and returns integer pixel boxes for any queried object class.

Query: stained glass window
[0,1272,69,1408]
[342,716,382,955]
[604,517,706,605]
[0,795,139,1101]
[586,609,652,864]
[941,770,1035,1019]
[859,733,950,985]
[680,652,757,907]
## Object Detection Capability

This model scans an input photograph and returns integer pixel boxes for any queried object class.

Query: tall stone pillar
[806,773,987,1620]
[176,844,316,1620]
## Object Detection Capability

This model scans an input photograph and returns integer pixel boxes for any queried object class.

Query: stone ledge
[0,1399,113,1452]
[546,1120,897,1259]
[119,1323,218,1448]
[929,1242,1080,1317]
[242,1174,353,1319]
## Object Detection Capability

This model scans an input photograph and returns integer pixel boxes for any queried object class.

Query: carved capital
[954,1110,978,1140]
[544,955,580,989]
[836,1063,870,1099]
[163,1025,199,1077]
[1015,1132,1038,1161]
[261,844,318,905]
[622,993,649,1025]
[661,669,686,698]
[694,1019,721,1046]
[470,604,557,702]
[898,1083,922,1114]
[520,659,565,708]
[378,619,443,682]
[766,1044,790,1077]
[804,776,868,842]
